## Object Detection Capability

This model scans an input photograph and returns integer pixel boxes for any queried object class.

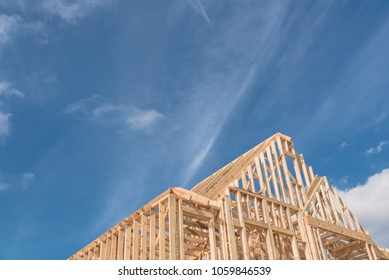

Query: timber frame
[69,133,389,260]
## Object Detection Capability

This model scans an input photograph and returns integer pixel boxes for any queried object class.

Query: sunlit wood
[69,133,387,260]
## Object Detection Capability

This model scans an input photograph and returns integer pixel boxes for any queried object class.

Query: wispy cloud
[299,15,389,139]
[187,0,212,26]
[40,0,107,24]
[0,0,104,54]
[0,182,10,191]
[0,111,11,140]
[0,14,21,53]
[0,13,46,56]
[366,141,389,155]
[182,137,215,185]
[337,169,389,247]
[178,2,290,186]
[339,141,349,150]
[64,95,100,115]
[126,108,164,130]
[65,96,164,131]
[0,172,35,192]
[20,172,35,189]
[0,81,25,98]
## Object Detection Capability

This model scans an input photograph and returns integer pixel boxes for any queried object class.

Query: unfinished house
[69,133,389,260]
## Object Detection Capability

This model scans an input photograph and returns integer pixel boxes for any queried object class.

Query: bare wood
[132,219,139,260]
[224,188,238,259]
[262,199,277,259]
[106,235,112,260]
[117,229,124,260]
[236,190,249,259]
[260,152,272,198]
[150,209,156,260]
[111,233,118,260]
[168,194,177,260]
[141,214,147,260]
[178,200,185,259]
[271,141,287,202]
[68,133,387,260]
[266,146,281,201]
[304,216,373,243]
[208,209,217,260]
[158,202,166,260]
[124,224,132,260]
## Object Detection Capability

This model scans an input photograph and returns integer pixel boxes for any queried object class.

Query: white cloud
[40,0,107,23]
[0,182,10,191]
[20,172,35,189]
[182,138,215,186]
[64,95,100,115]
[366,141,389,155]
[0,172,35,192]
[0,13,46,55]
[187,0,212,26]
[0,81,25,98]
[0,111,11,139]
[91,103,119,119]
[126,108,164,130]
[339,141,349,150]
[337,169,389,248]
[175,2,291,186]
[0,14,21,52]
[65,96,164,130]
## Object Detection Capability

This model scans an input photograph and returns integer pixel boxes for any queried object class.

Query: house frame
[69,133,389,260]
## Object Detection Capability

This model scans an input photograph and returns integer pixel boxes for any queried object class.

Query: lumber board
[68,133,388,261]
[304,216,373,243]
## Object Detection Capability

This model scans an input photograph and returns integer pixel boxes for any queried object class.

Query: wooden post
[117,229,124,260]
[178,199,185,259]
[111,233,118,260]
[236,190,250,260]
[150,209,156,260]
[158,202,166,260]
[132,219,139,260]
[168,194,177,260]
[262,199,276,259]
[124,224,132,260]
[141,213,147,260]
[224,188,238,259]
[208,209,217,260]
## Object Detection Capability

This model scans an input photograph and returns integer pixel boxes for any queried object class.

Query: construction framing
[69,133,389,260]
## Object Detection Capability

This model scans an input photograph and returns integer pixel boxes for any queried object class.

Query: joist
[68,133,388,260]
[304,216,373,243]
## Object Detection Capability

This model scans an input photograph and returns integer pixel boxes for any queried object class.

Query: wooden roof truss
[69,133,388,260]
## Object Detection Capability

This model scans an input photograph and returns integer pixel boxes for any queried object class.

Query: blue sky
[0,0,388,259]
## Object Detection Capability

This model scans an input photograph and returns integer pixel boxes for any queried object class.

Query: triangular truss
[69,133,389,260]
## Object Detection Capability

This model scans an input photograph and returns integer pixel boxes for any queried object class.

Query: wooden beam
[168,194,177,260]
[236,191,250,260]
[304,216,373,243]
[117,229,124,260]
[178,200,185,260]
[224,189,238,259]
[182,206,213,220]
[158,202,166,260]
[208,209,217,260]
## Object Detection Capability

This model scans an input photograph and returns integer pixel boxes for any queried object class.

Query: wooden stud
[150,208,156,260]
[158,202,166,260]
[178,200,185,259]
[124,224,132,260]
[168,194,177,260]
[68,133,388,261]
[208,209,217,260]
[224,188,238,259]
